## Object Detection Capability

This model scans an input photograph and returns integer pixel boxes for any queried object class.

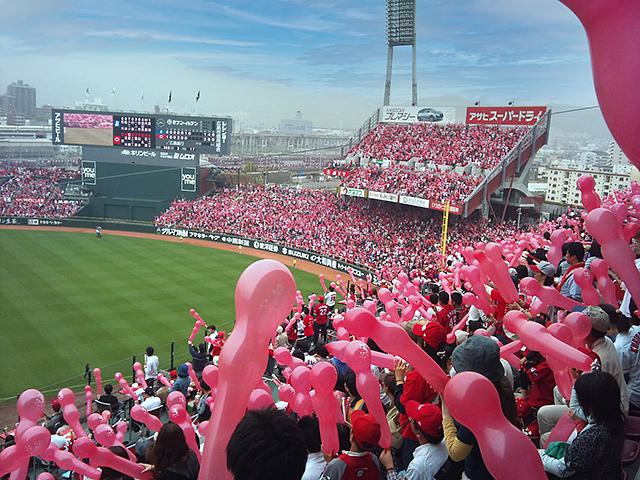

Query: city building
[278,111,313,135]
[545,165,631,206]
[609,140,630,166]
[5,80,36,118]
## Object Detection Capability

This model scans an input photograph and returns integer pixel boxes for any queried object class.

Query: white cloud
[84,29,261,47]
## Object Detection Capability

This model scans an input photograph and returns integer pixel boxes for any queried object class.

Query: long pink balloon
[586,208,640,309]
[503,311,592,371]
[0,426,51,477]
[168,403,201,462]
[519,277,582,312]
[200,260,296,480]
[326,341,391,448]
[548,229,570,268]
[186,362,202,391]
[343,308,450,394]
[576,175,602,212]
[57,388,86,438]
[73,437,151,480]
[559,0,640,169]
[93,368,102,395]
[131,405,163,432]
[310,362,340,455]
[573,268,600,306]
[444,372,546,480]
[289,367,314,417]
[478,244,519,303]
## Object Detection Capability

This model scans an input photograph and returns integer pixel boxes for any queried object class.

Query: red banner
[323,168,351,178]
[465,106,547,126]
[430,201,462,215]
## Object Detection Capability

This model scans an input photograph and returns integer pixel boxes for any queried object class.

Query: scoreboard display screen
[52,109,231,155]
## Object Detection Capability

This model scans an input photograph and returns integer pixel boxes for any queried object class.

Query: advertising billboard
[380,106,456,124]
[465,106,547,126]
[52,109,231,155]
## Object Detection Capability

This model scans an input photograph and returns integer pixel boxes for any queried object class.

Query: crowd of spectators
[348,123,528,169]
[0,164,84,218]
[340,164,482,203]
[63,113,112,129]
[155,185,525,278]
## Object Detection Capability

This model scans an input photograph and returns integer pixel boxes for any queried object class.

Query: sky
[0,0,601,130]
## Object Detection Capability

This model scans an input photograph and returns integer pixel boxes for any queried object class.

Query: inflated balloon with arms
[444,372,546,480]
[199,259,296,480]
[57,388,87,438]
[546,323,577,402]
[73,437,151,480]
[310,362,340,455]
[548,229,570,268]
[588,258,618,307]
[576,175,602,212]
[131,405,163,432]
[586,208,640,308]
[345,309,451,394]
[572,268,601,306]
[0,427,52,478]
[289,366,314,417]
[519,277,583,312]
[325,340,391,448]
[169,402,202,461]
[133,362,148,389]
[93,423,136,461]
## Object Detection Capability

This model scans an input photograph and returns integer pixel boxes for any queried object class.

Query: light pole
[517,207,522,229]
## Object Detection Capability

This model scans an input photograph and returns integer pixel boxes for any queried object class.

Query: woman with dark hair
[344,370,367,420]
[145,422,199,480]
[442,335,518,479]
[539,371,624,479]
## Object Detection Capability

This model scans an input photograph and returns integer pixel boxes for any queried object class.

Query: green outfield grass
[0,230,321,402]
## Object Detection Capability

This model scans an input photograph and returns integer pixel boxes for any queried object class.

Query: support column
[412,43,418,106]
[384,46,394,106]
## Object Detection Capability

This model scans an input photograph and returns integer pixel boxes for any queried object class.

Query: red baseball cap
[351,410,381,447]
[405,400,443,438]
[50,398,61,412]
[412,322,447,349]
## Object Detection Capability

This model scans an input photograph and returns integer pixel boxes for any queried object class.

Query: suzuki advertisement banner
[380,106,457,124]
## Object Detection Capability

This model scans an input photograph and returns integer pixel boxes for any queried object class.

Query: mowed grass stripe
[0,230,320,400]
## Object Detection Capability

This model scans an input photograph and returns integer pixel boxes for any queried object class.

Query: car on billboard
[417,108,444,122]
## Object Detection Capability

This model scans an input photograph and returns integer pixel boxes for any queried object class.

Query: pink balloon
[503,311,592,371]
[130,405,163,432]
[546,323,576,401]
[247,389,275,411]
[546,412,580,444]
[499,341,522,370]
[447,313,469,344]
[185,362,202,391]
[40,439,101,479]
[57,388,86,438]
[589,259,618,306]
[157,373,172,388]
[572,268,601,306]
[460,266,494,314]
[167,390,186,409]
[586,208,640,309]
[310,362,340,455]
[87,413,106,432]
[0,426,51,477]
[101,410,111,423]
[378,288,400,323]
[576,175,602,212]
[370,351,397,370]
[73,437,151,480]
[519,277,582,312]
[444,372,546,480]
[37,474,55,480]
[201,260,296,480]
[202,364,219,394]
[190,308,208,327]
[273,347,306,369]
[325,341,391,448]
[16,389,45,424]
[277,383,295,404]
[342,308,450,395]
[133,362,148,389]
[289,367,314,417]
[93,424,135,461]
[189,321,204,343]
[168,403,201,462]
[114,372,136,398]
[115,422,127,443]
[560,312,592,348]
[559,0,640,169]
[319,273,328,293]
[84,385,93,418]
[478,244,519,303]
[93,368,102,395]
[548,229,570,268]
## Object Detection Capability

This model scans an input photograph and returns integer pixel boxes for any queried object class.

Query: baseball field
[0,229,321,402]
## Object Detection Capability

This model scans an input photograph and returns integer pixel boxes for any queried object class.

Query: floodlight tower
[384,0,417,106]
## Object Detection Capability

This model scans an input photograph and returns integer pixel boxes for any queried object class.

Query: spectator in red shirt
[312,296,330,345]
[436,292,457,332]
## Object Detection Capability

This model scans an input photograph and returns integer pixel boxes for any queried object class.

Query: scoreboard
[52,109,231,155]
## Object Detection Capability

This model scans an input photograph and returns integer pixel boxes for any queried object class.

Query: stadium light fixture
[384,0,417,106]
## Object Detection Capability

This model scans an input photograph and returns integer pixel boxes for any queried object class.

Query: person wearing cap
[379,401,449,480]
[537,305,630,445]
[325,286,337,313]
[442,335,517,480]
[321,410,389,480]
[43,398,66,434]
[312,295,330,345]
[531,260,556,287]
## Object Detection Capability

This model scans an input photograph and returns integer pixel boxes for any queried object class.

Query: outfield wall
[0,216,375,280]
